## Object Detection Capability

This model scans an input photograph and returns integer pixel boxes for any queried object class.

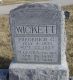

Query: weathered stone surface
[9,3,69,80]
[9,3,62,64]
[9,69,67,80]
[9,37,69,80]
[9,59,69,80]
[9,23,69,80]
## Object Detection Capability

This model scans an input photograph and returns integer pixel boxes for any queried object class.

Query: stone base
[9,62,69,80]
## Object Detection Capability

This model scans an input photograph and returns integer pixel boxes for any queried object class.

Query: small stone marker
[9,3,69,80]
[10,3,61,64]
[0,69,8,80]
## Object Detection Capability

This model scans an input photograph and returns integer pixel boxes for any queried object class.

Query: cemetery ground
[0,0,30,4]
[0,0,48,5]
[63,5,73,76]
[0,4,73,76]
[0,15,12,68]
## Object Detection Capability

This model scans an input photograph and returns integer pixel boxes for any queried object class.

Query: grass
[0,5,73,76]
[63,5,73,76]
[1,0,48,5]
[0,15,12,68]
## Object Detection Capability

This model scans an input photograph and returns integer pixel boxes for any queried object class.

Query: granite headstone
[9,3,69,80]
[9,3,61,64]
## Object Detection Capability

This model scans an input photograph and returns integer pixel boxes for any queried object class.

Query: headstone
[0,69,8,80]
[9,3,61,64]
[9,3,69,80]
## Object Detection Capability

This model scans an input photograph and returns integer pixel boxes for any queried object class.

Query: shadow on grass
[0,56,12,69]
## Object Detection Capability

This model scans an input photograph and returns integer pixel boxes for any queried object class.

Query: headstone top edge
[10,3,61,14]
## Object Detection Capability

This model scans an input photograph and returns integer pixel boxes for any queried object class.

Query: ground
[0,4,73,76]
[0,0,48,5]
[0,15,12,68]
[63,5,73,76]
